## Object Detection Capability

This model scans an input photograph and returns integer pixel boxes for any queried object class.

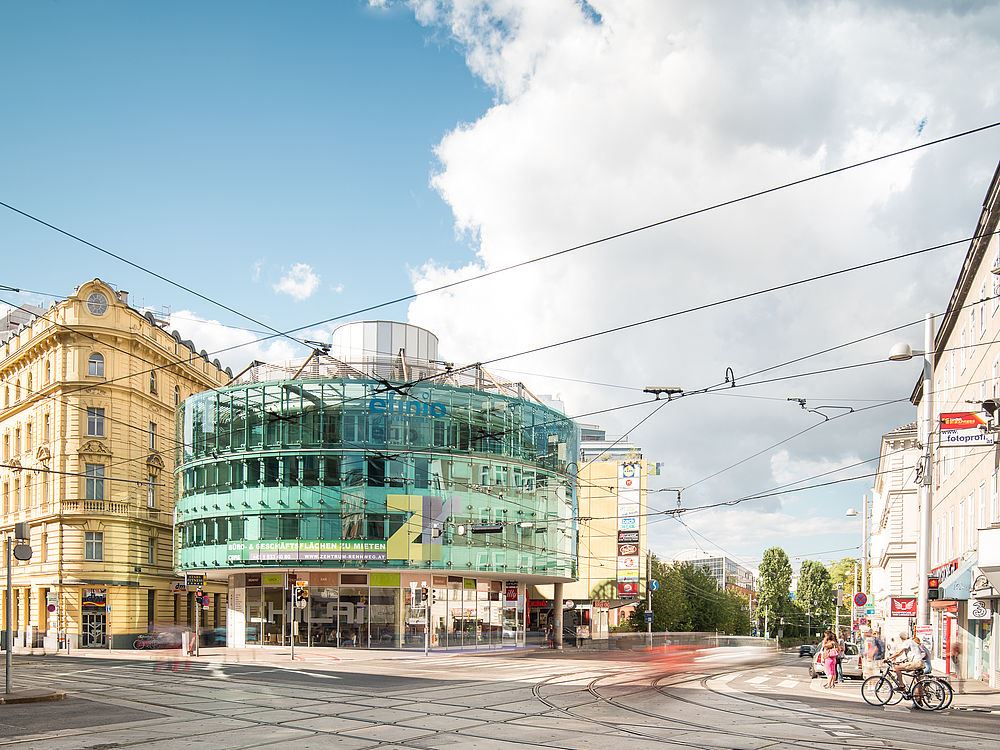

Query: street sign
[853,592,867,607]
[13,544,32,561]
[649,580,660,592]
[644,611,654,624]
[46,604,57,613]
[186,574,205,586]
[865,606,875,615]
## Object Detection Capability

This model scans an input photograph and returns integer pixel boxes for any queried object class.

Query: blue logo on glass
[369,392,447,417]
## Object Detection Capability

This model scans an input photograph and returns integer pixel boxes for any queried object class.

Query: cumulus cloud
[403,1,1000,558]
[273,263,320,301]
[165,310,302,373]
[769,449,865,488]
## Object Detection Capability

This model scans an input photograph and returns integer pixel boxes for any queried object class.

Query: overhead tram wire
[5,121,994,367]
[0,207,312,354]
[474,231,999,369]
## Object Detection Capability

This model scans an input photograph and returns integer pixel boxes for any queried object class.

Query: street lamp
[888,312,935,627]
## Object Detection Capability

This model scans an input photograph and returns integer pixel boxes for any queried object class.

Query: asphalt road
[0,651,996,749]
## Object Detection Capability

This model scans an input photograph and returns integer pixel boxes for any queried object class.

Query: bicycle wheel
[914,677,946,711]
[935,678,954,710]
[862,676,886,705]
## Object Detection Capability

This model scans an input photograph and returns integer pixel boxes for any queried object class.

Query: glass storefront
[176,342,576,651]
[229,572,524,650]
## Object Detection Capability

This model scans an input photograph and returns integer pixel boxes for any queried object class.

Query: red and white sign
[617,581,639,598]
[940,412,986,430]
[890,597,917,617]
[939,412,995,447]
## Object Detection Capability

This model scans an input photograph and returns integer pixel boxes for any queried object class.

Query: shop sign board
[82,588,107,610]
[915,624,935,651]
[939,412,995,447]
[618,516,639,531]
[504,581,518,602]
[617,569,639,581]
[890,597,917,617]
[617,581,639,598]
[186,574,205,586]
[618,543,639,557]
[618,555,640,570]
[970,599,993,620]
[618,531,639,544]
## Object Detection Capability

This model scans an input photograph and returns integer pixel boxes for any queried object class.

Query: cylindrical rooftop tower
[330,321,439,364]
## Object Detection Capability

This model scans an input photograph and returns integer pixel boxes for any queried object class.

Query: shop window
[148,590,156,627]
[246,459,261,488]
[367,457,385,487]
[263,457,279,487]
[302,456,319,486]
[88,353,105,377]
[279,514,300,540]
[282,456,299,487]
[322,457,340,486]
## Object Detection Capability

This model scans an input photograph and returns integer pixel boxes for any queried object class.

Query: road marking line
[777,679,799,688]
[747,676,770,685]
[715,672,741,682]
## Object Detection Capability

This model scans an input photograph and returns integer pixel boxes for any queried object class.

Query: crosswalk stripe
[778,679,799,688]
[747,676,770,685]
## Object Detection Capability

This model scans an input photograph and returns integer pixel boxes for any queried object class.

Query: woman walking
[821,631,840,689]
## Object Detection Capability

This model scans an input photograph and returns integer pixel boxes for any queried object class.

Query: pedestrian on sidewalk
[950,640,964,694]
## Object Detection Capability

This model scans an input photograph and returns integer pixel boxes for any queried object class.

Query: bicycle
[861,659,946,710]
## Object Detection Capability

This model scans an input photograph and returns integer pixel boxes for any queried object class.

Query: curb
[0,690,66,705]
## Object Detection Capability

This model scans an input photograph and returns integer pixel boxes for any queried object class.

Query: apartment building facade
[913,161,1000,686]
[868,422,919,639]
[1,279,230,649]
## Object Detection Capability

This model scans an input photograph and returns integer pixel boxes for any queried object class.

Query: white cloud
[165,310,302,373]
[333,283,345,294]
[769,449,864,488]
[404,1,1000,557]
[251,260,263,283]
[273,263,320,301]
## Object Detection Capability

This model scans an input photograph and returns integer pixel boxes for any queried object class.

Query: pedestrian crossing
[708,669,817,696]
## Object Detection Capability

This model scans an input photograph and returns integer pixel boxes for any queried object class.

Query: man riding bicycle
[889,631,926,690]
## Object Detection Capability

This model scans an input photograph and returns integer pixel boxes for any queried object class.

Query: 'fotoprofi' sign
[369,392,447,417]
[939,411,995,447]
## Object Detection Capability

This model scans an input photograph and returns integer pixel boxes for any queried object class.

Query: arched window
[3,387,8,407]
[88,353,105,378]
[45,360,51,384]
[26,372,32,393]
[149,370,157,395]
[15,379,21,400]
[174,385,181,406]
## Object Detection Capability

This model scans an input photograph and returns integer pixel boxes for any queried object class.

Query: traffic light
[927,576,941,601]
[420,586,429,604]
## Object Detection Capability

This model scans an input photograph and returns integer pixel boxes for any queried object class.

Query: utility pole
[917,313,935,627]
[5,535,12,695]
[646,552,653,648]
[861,493,869,617]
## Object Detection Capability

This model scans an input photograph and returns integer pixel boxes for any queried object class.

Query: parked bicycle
[861,659,949,710]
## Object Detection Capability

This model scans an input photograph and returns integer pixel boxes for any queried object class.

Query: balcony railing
[61,499,165,521]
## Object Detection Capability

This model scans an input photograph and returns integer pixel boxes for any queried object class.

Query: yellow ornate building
[1,279,230,649]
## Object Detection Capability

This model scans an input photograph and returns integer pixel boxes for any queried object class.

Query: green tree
[757,547,792,636]
[796,560,834,637]
[828,557,860,596]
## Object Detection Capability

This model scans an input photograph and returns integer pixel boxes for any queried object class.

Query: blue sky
[3,1,999,568]
[1,1,485,323]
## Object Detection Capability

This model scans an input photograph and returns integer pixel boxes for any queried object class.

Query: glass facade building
[175,322,578,650]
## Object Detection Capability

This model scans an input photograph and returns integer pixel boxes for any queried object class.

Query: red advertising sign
[890,597,917,617]
[618,543,639,557]
[940,412,985,430]
[504,581,518,602]
[617,581,639,598]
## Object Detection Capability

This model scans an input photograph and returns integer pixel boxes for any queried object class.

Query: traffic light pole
[194,594,200,657]
[917,313,935,627]
[5,536,12,695]
[290,584,295,662]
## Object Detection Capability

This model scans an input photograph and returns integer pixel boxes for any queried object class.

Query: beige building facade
[1,279,230,649]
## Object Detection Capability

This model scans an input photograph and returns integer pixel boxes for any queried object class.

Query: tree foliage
[796,559,834,633]
[627,556,752,634]
[757,547,792,628]
[828,557,860,593]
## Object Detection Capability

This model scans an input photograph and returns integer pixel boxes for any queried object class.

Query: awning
[939,555,977,600]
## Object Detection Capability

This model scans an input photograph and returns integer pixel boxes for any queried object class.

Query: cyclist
[914,635,932,675]
[889,631,924,691]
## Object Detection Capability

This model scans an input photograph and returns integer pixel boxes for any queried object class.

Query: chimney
[117,290,129,304]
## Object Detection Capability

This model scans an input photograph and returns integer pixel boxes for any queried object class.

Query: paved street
[1,651,996,749]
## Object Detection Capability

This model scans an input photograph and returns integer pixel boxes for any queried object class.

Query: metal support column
[553,583,564,650]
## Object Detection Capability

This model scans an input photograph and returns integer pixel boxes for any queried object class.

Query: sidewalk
[7,644,544,667]
[808,674,1000,713]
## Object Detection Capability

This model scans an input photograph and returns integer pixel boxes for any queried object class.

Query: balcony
[61,499,165,522]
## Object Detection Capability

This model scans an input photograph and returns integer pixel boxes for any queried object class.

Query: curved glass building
[176,322,578,650]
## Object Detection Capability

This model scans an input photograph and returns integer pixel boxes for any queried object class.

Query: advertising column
[616,462,641,601]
